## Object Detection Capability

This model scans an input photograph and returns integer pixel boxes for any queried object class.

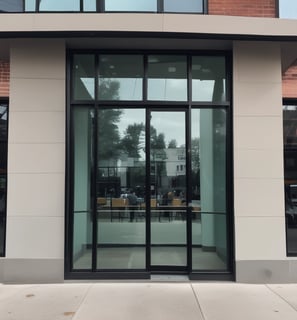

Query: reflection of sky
[117,109,189,150]
[104,78,143,101]
[118,109,145,138]
[148,79,187,101]
[82,77,217,102]
[105,0,157,11]
[0,106,7,120]
[151,112,186,147]
[191,109,200,140]
[279,0,297,19]
[39,0,80,10]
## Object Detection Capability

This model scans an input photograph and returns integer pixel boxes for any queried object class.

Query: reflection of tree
[150,126,167,191]
[98,109,122,162]
[191,138,200,200]
[99,79,120,100]
[168,139,177,148]
[191,138,200,172]
[97,77,121,163]
[121,123,145,158]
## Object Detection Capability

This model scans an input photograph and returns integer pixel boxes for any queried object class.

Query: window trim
[0,98,8,257]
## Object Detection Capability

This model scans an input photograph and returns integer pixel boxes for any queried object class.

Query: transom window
[0,0,206,13]
[72,53,228,103]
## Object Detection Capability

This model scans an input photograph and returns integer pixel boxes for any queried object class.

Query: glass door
[149,110,188,270]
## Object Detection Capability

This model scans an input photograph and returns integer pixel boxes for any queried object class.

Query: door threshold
[150,274,190,282]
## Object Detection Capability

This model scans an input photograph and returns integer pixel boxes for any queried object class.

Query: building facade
[0,0,297,283]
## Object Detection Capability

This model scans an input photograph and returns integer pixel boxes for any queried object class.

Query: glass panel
[105,0,157,12]
[72,107,94,270]
[148,55,187,101]
[283,105,297,255]
[83,0,96,11]
[164,0,203,13]
[150,111,187,267]
[0,0,23,12]
[98,55,143,101]
[192,56,226,102]
[39,0,80,11]
[97,108,146,269]
[191,108,228,270]
[0,103,8,257]
[25,0,36,11]
[279,0,297,19]
[73,54,95,101]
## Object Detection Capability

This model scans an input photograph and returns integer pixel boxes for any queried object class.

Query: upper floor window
[0,0,205,13]
[0,101,8,257]
[279,0,297,19]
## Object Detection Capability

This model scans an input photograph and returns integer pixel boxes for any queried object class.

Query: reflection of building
[165,148,186,177]
[2,1,297,283]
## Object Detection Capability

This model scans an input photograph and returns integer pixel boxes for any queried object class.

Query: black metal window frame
[65,49,234,280]
[0,98,8,257]
[0,0,208,13]
[283,98,297,257]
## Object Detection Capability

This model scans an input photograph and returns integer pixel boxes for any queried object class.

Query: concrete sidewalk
[1,281,297,320]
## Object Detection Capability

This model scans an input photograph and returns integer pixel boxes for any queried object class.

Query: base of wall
[236,260,297,283]
[2,258,297,283]
[0,258,64,284]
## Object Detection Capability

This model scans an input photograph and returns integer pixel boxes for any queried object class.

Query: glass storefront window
[147,55,187,101]
[283,104,297,255]
[98,55,143,101]
[164,0,203,13]
[0,102,8,257]
[72,106,94,270]
[104,0,157,12]
[192,56,226,102]
[39,0,80,11]
[0,0,23,12]
[68,52,232,277]
[191,108,228,270]
[73,54,95,101]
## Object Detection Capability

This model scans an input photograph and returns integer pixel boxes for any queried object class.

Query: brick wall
[283,63,297,99]
[208,0,276,18]
[0,60,9,97]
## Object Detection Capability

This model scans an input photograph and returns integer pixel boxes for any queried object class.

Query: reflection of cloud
[148,79,187,101]
[118,109,145,137]
[151,112,185,147]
